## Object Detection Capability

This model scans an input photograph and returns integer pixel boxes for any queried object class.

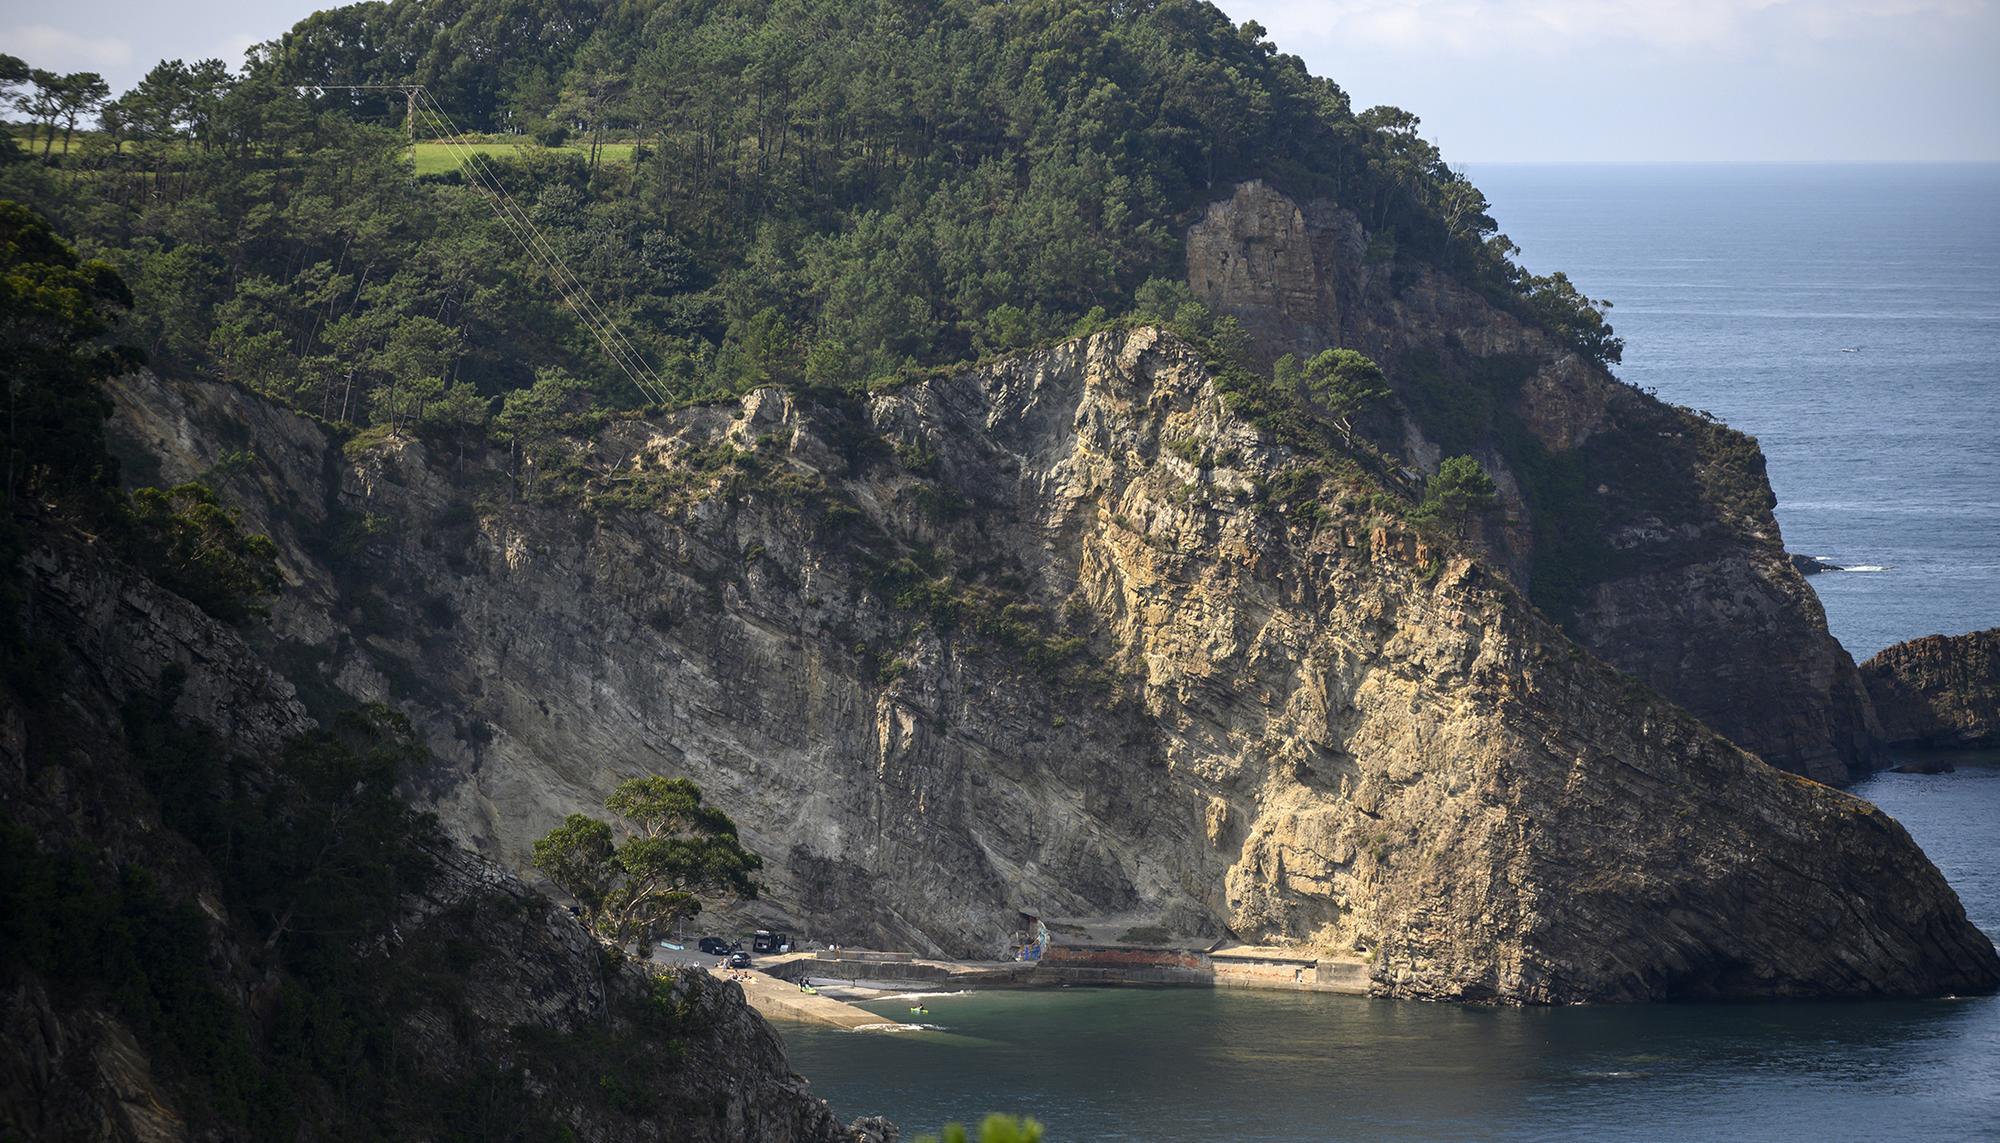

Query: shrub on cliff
[1520,270,1623,367]
[1414,455,1499,530]
[124,482,282,622]
[1289,348,1392,445]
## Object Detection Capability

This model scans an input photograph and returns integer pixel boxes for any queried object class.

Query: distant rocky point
[1862,629,2000,750]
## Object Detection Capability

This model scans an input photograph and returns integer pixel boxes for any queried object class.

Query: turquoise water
[784,167,2000,1139]
[785,755,2000,1140]
[1470,163,2000,660]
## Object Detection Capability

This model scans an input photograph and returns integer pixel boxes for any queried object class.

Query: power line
[406,92,667,404]
[304,84,670,406]
[408,91,668,404]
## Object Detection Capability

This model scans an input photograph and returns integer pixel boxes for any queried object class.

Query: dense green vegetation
[1,198,279,677]
[2,0,1617,453]
[0,196,132,514]
[4,657,757,1139]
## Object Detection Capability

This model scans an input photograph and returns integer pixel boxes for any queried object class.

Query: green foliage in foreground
[917,1114,1046,1143]
[0,663,733,1139]
[534,776,763,950]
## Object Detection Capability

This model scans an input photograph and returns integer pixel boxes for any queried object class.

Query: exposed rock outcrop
[0,534,872,1142]
[1186,180,1879,783]
[104,329,1998,1003]
[1862,629,2000,749]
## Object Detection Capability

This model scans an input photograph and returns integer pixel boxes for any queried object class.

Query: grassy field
[411,139,635,176]
[5,129,633,174]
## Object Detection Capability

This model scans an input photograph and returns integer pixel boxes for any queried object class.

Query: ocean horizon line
[1461,158,2000,167]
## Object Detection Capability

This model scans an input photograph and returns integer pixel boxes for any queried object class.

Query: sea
[783,165,2000,1140]
[1475,162,2000,660]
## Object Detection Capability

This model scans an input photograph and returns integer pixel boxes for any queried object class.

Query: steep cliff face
[106,329,1997,1003]
[1861,629,2000,748]
[0,534,865,1142]
[1185,180,1879,783]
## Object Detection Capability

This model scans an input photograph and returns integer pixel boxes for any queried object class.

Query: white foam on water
[851,1021,940,1033]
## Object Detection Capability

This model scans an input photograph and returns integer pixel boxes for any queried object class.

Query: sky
[3,0,1996,161]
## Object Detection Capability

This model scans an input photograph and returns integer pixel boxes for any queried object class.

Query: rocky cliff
[0,532,869,1141]
[1186,180,1879,783]
[1861,629,2000,749]
[103,327,1998,1003]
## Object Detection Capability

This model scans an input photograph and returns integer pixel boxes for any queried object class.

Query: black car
[726,951,754,969]
[697,937,730,955]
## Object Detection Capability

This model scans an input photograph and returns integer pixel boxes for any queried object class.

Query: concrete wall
[1041,946,1207,971]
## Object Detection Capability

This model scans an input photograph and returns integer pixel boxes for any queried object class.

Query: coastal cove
[782,162,2000,1140]
[784,755,2000,1141]
[4,13,1996,1137]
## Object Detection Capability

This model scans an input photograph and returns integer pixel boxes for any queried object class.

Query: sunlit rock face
[108,326,1998,1003]
[1187,179,1880,785]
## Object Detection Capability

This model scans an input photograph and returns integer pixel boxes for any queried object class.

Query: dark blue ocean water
[1471,163,2000,660]
[783,167,2000,1140]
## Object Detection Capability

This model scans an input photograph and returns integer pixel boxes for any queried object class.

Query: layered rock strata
[1862,629,2000,749]
[105,328,1998,1002]
[1187,180,1879,782]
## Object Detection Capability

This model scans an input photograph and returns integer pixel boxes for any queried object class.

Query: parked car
[698,937,730,955]
[726,951,754,969]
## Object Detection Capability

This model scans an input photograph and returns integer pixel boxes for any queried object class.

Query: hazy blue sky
[4,0,1996,161]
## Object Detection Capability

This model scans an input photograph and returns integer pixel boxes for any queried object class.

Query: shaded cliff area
[0,530,869,1142]
[1185,180,1877,783]
[106,328,1998,1003]
[1862,629,2000,749]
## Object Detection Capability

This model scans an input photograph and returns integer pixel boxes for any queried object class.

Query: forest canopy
[1,0,1617,436]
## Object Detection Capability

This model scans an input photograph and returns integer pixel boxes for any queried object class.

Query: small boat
[798,983,819,995]
[908,1004,929,1015]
